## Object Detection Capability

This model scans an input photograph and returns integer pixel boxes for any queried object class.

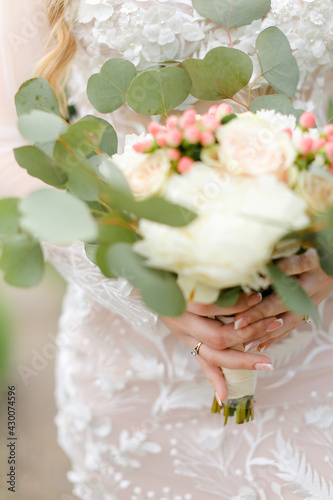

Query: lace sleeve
[44,242,159,327]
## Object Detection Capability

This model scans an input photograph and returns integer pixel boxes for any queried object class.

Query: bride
[1,1,333,498]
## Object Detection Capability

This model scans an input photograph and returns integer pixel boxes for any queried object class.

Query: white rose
[134,169,309,303]
[296,168,333,215]
[111,134,171,200]
[216,113,296,179]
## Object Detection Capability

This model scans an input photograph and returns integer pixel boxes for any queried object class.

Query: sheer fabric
[1,1,333,499]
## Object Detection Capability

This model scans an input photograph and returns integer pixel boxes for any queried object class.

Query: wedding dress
[1,1,333,499]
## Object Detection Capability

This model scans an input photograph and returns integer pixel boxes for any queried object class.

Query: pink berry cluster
[297,112,333,172]
[133,103,232,174]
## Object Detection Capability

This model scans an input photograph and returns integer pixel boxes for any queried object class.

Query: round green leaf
[98,224,137,245]
[14,146,68,187]
[19,190,98,244]
[215,287,242,307]
[84,115,118,156]
[0,234,44,287]
[18,110,68,143]
[87,59,137,113]
[127,67,191,115]
[99,242,186,316]
[15,78,61,117]
[256,27,299,97]
[192,0,271,28]
[250,94,304,119]
[0,198,20,242]
[182,47,253,100]
[57,118,106,156]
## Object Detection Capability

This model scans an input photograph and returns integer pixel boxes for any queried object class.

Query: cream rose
[216,113,296,179]
[296,169,333,215]
[134,166,309,303]
[110,134,171,200]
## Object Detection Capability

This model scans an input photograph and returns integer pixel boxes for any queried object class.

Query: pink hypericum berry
[167,148,181,161]
[200,130,215,146]
[133,139,153,153]
[324,142,333,162]
[299,135,313,155]
[299,111,316,129]
[208,105,219,115]
[312,138,326,152]
[184,125,201,144]
[155,132,167,147]
[281,128,293,138]
[324,124,333,137]
[166,115,179,129]
[177,156,194,174]
[148,121,163,136]
[179,108,197,129]
[166,129,183,147]
[201,114,220,131]
[216,103,232,120]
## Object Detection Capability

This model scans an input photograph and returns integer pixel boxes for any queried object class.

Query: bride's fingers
[196,356,228,404]
[276,248,319,276]
[162,312,281,350]
[186,291,262,317]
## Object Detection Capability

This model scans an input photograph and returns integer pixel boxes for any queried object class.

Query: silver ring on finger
[303,315,311,324]
[190,341,203,356]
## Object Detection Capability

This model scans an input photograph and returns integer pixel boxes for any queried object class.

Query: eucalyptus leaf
[14,146,68,187]
[98,242,186,316]
[98,224,137,245]
[256,27,299,97]
[267,263,321,324]
[127,67,191,115]
[182,47,253,100]
[215,287,242,307]
[87,58,137,113]
[15,78,61,117]
[18,110,68,143]
[57,118,106,156]
[19,190,98,244]
[0,198,21,242]
[313,211,333,276]
[99,159,134,198]
[250,94,303,119]
[0,234,44,287]
[84,115,118,156]
[133,197,196,227]
[192,0,271,28]
[327,98,333,124]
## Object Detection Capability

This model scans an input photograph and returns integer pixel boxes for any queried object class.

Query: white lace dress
[3,1,333,499]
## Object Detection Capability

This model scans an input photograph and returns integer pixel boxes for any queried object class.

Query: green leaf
[250,94,304,119]
[15,78,61,117]
[14,146,68,187]
[99,159,134,198]
[0,198,21,242]
[133,197,196,227]
[87,58,137,113]
[182,47,253,100]
[57,118,106,156]
[0,234,44,287]
[18,110,68,143]
[85,243,99,265]
[98,224,137,245]
[256,27,299,97]
[215,287,242,307]
[313,211,333,276]
[84,115,118,156]
[267,263,321,324]
[192,0,271,28]
[327,98,333,124]
[127,67,191,115]
[98,242,186,316]
[19,190,98,244]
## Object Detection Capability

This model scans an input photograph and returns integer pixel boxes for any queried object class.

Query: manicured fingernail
[234,316,251,330]
[244,340,261,353]
[247,292,262,307]
[254,363,274,371]
[215,392,223,406]
[266,318,283,333]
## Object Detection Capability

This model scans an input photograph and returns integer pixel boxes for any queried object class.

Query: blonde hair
[34,0,77,115]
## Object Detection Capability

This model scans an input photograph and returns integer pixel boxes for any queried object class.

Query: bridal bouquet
[2,0,333,424]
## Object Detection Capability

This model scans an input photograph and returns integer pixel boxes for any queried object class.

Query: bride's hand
[234,248,333,352]
[160,292,275,403]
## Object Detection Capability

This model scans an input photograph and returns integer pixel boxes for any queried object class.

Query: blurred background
[0,265,75,499]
